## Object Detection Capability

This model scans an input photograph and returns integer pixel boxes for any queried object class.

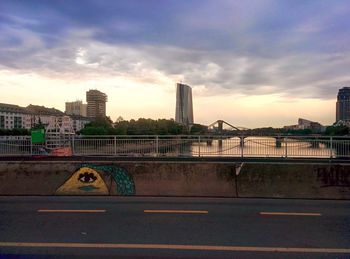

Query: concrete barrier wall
[0,161,349,199]
[237,163,350,199]
[0,162,237,197]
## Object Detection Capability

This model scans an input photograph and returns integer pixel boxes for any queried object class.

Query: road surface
[0,196,349,258]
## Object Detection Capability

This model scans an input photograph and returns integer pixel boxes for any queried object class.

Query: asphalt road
[0,197,349,258]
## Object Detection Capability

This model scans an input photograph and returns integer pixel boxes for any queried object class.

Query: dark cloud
[0,0,350,99]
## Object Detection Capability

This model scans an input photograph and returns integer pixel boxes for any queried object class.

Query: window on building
[0,116,4,129]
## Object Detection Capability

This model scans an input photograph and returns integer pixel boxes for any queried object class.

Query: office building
[336,87,350,123]
[86,89,108,119]
[65,100,87,117]
[175,83,194,126]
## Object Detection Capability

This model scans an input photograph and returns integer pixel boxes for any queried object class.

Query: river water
[163,137,338,158]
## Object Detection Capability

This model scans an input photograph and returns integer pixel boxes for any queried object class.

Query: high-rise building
[65,100,87,117]
[175,83,194,126]
[336,87,350,122]
[86,89,108,119]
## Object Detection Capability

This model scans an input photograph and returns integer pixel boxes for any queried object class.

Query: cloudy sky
[1,0,349,128]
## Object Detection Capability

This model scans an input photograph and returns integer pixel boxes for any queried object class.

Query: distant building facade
[65,100,87,117]
[175,83,194,126]
[283,118,325,133]
[0,103,31,130]
[26,104,65,127]
[86,89,108,119]
[336,87,350,123]
[0,103,90,133]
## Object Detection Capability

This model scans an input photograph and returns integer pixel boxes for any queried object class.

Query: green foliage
[80,126,108,135]
[0,128,30,136]
[242,127,284,135]
[115,118,187,135]
[85,117,113,128]
[79,117,114,135]
[325,125,349,136]
[190,123,208,134]
[283,128,313,135]
[80,118,191,135]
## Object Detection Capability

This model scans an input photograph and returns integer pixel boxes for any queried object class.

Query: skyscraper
[86,89,108,119]
[336,87,350,122]
[175,83,194,126]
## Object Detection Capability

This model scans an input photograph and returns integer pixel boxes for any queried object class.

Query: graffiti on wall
[56,167,109,195]
[316,165,350,188]
[82,164,135,195]
[56,164,135,195]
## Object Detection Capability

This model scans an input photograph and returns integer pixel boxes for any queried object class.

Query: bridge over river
[0,134,350,159]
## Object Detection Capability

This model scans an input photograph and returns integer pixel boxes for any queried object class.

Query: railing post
[114,136,117,156]
[72,135,75,155]
[198,136,201,157]
[30,138,33,156]
[240,136,244,158]
[284,137,288,158]
[330,136,333,159]
[156,135,159,157]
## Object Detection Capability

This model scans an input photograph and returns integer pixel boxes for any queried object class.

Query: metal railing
[1,135,350,159]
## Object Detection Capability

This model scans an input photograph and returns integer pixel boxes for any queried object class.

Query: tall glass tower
[175,83,194,126]
[336,87,350,122]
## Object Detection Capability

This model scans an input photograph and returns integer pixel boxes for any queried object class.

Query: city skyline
[1,0,350,127]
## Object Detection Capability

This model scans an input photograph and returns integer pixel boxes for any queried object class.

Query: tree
[80,117,191,135]
[190,124,208,134]
[116,116,124,123]
[0,128,30,136]
[325,125,349,136]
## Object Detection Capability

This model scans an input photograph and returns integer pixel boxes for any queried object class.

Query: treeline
[242,125,349,136]
[241,127,313,136]
[1,120,348,136]
[324,125,349,136]
[0,128,30,136]
[79,118,208,135]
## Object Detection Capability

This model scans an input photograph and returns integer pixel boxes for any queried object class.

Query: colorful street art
[56,164,135,195]
[56,167,109,195]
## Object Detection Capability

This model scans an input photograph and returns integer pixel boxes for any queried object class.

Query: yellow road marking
[37,210,106,213]
[0,242,349,253]
[260,212,321,216]
[144,210,208,214]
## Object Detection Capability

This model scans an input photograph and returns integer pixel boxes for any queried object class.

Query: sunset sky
[1,0,350,128]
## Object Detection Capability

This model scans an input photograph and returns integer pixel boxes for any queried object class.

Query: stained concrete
[0,161,349,199]
[237,163,350,199]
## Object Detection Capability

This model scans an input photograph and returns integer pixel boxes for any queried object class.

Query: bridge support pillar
[240,137,244,147]
[218,139,223,148]
[218,120,223,134]
[275,137,282,148]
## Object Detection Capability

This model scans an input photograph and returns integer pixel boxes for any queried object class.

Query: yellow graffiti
[56,167,108,195]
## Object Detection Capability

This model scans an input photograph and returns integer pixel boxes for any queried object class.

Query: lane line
[260,212,321,216]
[0,242,348,254]
[144,209,208,214]
[37,210,106,213]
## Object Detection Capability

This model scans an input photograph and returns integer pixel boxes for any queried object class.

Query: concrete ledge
[238,163,350,199]
[0,161,349,199]
[0,162,237,197]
